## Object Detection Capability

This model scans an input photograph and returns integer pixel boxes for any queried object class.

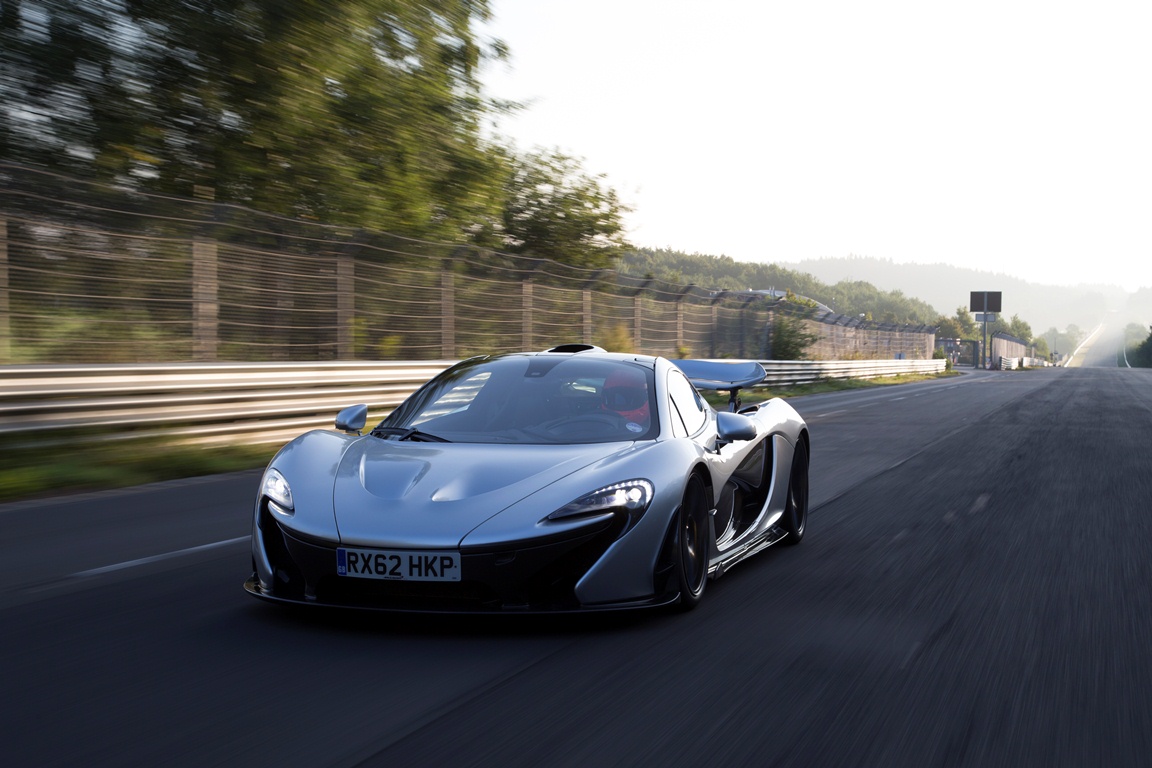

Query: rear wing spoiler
[671,359,766,412]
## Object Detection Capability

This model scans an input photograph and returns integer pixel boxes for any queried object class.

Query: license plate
[337,547,461,582]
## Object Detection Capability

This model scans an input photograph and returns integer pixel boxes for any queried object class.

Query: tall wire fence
[0,163,937,364]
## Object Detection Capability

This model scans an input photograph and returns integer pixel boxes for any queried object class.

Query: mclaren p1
[244,344,809,612]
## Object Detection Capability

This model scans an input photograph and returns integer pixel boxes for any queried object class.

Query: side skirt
[708,522,788,579]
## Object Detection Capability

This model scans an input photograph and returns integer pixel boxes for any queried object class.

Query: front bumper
[247,512,678,613]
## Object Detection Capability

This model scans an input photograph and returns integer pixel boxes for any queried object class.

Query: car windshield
[376,355,659,444]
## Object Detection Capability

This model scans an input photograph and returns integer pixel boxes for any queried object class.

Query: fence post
[675,285,694,355]
[441,260,455,359]
[191,186,218,362]
[631,278,652,351]
[0,215,9,362]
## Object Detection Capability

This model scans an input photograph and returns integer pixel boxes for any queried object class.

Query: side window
[667,370,708,436]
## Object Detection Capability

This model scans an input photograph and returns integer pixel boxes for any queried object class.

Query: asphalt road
[3,330,1151,767]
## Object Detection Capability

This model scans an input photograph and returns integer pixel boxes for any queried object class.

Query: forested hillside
[619,248,941,326]
[779,256,1126,334]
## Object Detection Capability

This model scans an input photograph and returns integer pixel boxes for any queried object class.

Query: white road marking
[968,494,991,516]
[72,536,249,578]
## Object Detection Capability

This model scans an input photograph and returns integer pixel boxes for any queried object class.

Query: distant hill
[778,256,1129,333]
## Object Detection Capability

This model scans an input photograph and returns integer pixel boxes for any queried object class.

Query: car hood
[332,438,630,548]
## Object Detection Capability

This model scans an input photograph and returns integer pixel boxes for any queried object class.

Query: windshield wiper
[369,426,451,443]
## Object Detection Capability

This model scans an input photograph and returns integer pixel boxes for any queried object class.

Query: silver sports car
[244,344,809,612]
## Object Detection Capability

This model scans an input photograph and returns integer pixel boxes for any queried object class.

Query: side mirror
[716,411,757,444]
[335,404,368,434]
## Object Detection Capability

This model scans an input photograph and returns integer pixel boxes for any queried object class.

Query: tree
[486,147,631,269]
[826,280,937,325]
[935,315,964,339]
[1,0,509,237]
[1125,324,1152,367]
[767,312,818,360]
[616,250,940,326]
[953,306,978,337]
[0,1,140,176]
[1040,325,1084,362]
[988,313,1034,343]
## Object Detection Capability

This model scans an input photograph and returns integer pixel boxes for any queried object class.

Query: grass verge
[0,437,276,504]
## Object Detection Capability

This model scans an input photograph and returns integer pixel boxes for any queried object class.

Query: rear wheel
[675,473,710,610]
[780,438,809,545]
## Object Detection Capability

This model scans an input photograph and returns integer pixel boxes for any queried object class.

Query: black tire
[675,473,711,610]
[780,437,809,545]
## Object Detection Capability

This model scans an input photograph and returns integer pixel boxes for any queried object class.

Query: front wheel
[780,438,809,545]
[674,473,711,610]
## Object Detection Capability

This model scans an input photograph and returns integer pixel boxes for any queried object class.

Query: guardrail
[0,357,946,447]
[997,357,1051,370]
[0,361,455,446]
[758,358,945,386]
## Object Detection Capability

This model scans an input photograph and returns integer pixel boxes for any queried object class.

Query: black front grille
[266,516,621,612]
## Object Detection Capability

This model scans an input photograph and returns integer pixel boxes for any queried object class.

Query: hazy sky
[481,0,1152,292]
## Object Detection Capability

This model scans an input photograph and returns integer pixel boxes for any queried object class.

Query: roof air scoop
[543,344,606,354]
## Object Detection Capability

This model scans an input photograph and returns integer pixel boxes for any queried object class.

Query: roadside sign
[970,291,1002,313]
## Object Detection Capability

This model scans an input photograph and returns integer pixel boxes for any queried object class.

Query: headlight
[547,479,654,522]
[262,468,294,516]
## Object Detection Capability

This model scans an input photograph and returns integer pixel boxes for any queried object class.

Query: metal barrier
[997,357,1050,370]
[760,358,946,386]
[0,357,946,446]
[0,361,454,446]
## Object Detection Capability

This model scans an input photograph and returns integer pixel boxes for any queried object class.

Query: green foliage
[1040,325,1085,362]
[1,2,637,273]
[621,248,820,298]
[1,0,508,239]
[13,310,188,363]
[935,314,964,340]
[1125,324,1152,367]
[480,148,631,269]
[0,436,274,503]
[768,313,818,360]
[596,323,635,353]
[953,306,978,337]
[618,249,939,325]
[826,281,938,325]
[932,347,954,371]
[0,1,135,176]
[988,313,1035,343]
[375,335,404,360]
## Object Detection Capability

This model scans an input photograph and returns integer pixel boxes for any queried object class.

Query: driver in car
[601,368,651,433]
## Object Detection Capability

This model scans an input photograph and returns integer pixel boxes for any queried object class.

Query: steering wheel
[538,412,628,436]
